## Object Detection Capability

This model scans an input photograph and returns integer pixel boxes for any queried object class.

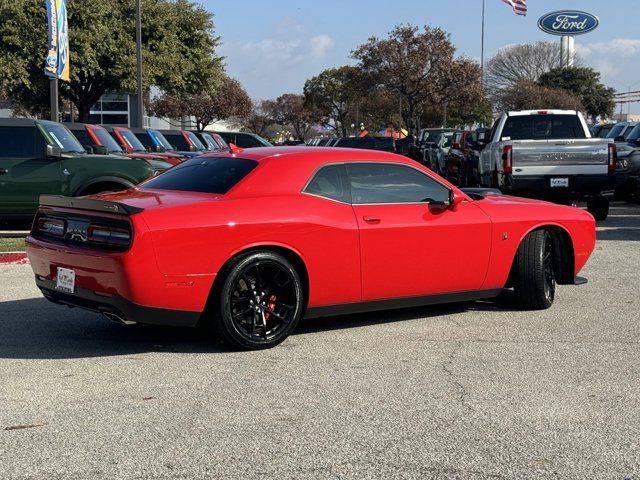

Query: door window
[304,164,351,203]
[347,163,450,204]
[0,127,40,158]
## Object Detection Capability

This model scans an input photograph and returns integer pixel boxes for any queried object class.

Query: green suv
[0,118,155,219]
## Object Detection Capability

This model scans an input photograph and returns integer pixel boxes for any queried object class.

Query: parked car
[194,131,228,152]
[0,118,155,219]
[129,128,201,158]
[427,130,458,174]
[65,123,173,173]
[590,123,616,138]
[106,126,183,165]
[214,131,272,149]
[332,137,396,152]
[479,110,617,220]
[443,130,477,187]
[614,124,640,200]
[158,129,205,154]
[26,146,595,350]
[407,128,456,164]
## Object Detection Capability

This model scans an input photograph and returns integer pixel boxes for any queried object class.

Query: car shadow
[595,202,640,241]
[0,296,517,360]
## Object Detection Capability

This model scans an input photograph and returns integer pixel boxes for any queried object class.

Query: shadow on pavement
[596,203,640,241]
[0,295,513,360]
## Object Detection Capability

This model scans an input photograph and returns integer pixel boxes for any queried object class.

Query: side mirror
[189,145,198,152]
[93,145,108,155]
[449,190,465,206]
[85,145,94,154]
[44,144,62,158]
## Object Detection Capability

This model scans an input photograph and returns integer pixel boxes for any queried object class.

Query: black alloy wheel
[213,251,304,349]
[511,229,556,310]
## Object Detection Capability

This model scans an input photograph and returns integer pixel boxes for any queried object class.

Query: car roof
[0,118,38,127]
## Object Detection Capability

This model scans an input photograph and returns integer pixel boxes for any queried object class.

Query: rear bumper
[503,174,617,199]
[36,276,201,327]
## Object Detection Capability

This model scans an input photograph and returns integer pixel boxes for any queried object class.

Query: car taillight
[608,143,617,172]
[37,217,65,236]
[87,225,131,246]
[502,145,513,174]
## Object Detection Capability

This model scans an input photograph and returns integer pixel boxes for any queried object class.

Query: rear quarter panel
[474,197,596,289]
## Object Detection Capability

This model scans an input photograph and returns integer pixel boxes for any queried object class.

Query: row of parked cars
[0,118,273,221]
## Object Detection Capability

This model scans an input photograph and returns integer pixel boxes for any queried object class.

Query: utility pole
[135,0,144,128]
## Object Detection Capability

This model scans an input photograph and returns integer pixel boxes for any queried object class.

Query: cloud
[575,37,640,95]
[219,21,336,100]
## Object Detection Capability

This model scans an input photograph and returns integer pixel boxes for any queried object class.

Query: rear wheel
[511,230,556,310]
[212,251,304,350]
[586,197,609,221]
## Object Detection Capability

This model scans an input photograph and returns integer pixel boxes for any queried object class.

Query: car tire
[211,251,304,350]
[511,230,556,310]
[586,197,609,221]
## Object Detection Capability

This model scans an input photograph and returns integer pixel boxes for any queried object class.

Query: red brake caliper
[265,294,277,320]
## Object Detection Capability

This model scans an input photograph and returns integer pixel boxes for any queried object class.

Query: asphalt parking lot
[1,203,639,479]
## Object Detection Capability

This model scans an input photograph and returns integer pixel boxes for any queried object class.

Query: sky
[200,0,640,113]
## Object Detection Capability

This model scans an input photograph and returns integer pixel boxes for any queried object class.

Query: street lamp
[135,0,144,128]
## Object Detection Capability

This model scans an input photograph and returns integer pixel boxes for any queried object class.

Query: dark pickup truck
[0,118,154,220]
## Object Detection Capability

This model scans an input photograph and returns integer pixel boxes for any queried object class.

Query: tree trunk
[76,101,92,123]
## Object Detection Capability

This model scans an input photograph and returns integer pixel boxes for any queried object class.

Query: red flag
[502,0,527,16]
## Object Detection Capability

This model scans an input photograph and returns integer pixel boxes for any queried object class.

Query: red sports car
[26,147,596,349]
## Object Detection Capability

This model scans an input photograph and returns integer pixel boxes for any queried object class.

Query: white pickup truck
[479,110,617,220]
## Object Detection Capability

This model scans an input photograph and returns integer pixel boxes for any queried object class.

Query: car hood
[89,188,222,212]
[474,193,552,207]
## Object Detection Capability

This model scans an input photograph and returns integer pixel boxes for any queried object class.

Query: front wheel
[211,251,304,350]
[511,230,556,310]
[586,197,609,221]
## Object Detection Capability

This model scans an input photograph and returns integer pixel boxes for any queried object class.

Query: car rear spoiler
[39,195,144,215]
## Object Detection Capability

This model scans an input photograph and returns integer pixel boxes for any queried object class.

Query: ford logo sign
[538,10,599,36]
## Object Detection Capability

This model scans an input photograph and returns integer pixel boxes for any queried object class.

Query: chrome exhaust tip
[103,311,137,326]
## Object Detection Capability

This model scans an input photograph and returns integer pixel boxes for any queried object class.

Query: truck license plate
[550,178,569,188]
[55,267,75,293]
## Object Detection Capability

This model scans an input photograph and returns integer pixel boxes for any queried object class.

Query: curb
[0,252,28,264]
[0,231,29,239]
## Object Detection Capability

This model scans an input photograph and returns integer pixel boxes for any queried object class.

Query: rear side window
[304,164,351,203]
[0,126,41,158]
[142,157,257,194]
[162,133,189,151]
[501,115,586,140]
[347,163,450,204]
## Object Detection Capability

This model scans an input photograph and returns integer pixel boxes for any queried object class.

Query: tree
[149,76,252,131]
[352,24,483,134]
[495,80,584,112]
[303,66,363,137]
[264,94,317,141]
[538,67,615,120]
[242,100,274,137]
[485,42,578,92]
[0,0,223,121]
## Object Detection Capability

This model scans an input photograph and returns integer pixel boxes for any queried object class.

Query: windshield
[148,129,173,150]
[185,131,205,150]
[441,133,454,148]
[605,124,626,139]
[626,125,640,141]
[213,134,229,149]
[199,133,218,150]
[622,125,637,139]
[36,121,86,153]
[501,114,586,140]
[141,157,258,194]
[92,127,123,153]
[595,124,614,138]
[119,129,147,152]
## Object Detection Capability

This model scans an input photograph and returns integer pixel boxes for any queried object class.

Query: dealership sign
[538,11,599,36]
[44,0,70,81]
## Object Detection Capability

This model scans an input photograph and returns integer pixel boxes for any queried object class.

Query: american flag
[502,0,527,16]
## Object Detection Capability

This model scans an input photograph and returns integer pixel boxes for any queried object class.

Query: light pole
[135,0,144,128]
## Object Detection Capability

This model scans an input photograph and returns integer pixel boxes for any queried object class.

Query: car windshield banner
[44,0,70,81]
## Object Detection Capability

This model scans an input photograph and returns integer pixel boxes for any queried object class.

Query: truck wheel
[511,230,555,310]
[586,197,609,221]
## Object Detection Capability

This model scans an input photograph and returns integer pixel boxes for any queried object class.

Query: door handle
[0,168,8,175]
[362,216,380,224]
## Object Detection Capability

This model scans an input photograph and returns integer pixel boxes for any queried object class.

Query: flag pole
[481,0,485,86]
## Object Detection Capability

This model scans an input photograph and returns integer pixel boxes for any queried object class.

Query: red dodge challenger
[26,147,596,349]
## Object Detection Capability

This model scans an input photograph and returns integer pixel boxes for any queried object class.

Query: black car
[157,129,205,153]
[213,131,272,149]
